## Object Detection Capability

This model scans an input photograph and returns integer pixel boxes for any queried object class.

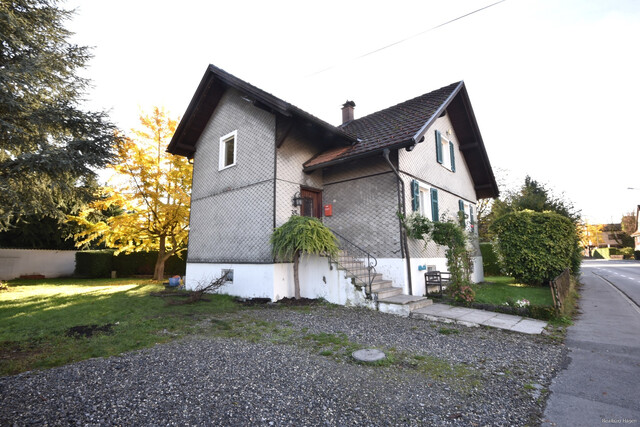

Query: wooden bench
[425,271,450,296]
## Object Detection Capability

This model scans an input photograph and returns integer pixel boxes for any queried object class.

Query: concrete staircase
[336,254,432,316]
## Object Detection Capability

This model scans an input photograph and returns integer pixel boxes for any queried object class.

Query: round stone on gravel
[352,348,385,362]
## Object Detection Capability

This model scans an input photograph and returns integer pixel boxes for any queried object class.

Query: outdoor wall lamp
[292,192,303,207]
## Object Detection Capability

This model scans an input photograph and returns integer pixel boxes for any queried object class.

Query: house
[632,205,640,251]
[167,64,498,312]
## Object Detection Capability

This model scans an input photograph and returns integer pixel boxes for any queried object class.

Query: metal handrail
[330,229,378,298]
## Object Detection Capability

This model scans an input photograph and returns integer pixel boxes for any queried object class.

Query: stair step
[378,295,433,311]
[375,286,403,299]
[338,261,366,270]
[370,280,394,291]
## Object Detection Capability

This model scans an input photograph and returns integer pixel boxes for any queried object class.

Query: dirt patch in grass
[234,297,320,307]
[65,324,115,339]
[276,297,320,306]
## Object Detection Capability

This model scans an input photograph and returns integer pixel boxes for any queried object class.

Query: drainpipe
[382,148,412,296]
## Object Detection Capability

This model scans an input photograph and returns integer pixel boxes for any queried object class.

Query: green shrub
[619,247,634,259]
[490,211,581,286]
[75,250,186,278]
[529,305,556,320]
[451,285,475,306]
[480,243,501,275]
[112,252,186,276]
[593,247,626,259]
[75,250,114,278]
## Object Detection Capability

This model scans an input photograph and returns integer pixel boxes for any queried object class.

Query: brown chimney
[341,100,356,124]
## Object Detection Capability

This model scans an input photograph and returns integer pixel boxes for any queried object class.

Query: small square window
[222,269,234,283]
[219,130,237,170]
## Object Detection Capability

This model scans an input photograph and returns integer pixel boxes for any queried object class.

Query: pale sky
[66,0,640,224]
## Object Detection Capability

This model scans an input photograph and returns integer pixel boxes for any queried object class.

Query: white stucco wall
[0,249,77,280]
[184,255,375,307]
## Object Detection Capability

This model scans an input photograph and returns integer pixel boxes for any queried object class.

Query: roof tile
[304,82,461,169]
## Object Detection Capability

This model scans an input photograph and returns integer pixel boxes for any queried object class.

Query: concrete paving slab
[457,310,499,324]
[436,306,474,319]
[411,303,455,315]
[482,313,522,329]
[411,303,547,334]
[510,319,547,335]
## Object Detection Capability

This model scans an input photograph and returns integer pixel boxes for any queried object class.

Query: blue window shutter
[411,180,420,212]
[435,130,443,164]
[458,200,465,226]
[449,141,456,172]
[430,188,439,222]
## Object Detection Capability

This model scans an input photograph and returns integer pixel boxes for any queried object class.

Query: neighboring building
[599,224,626,248]
[167,64,498,310]
[632,205,640,251]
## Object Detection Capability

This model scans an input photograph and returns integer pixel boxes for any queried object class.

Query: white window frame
[440,133,453,171]
[418,184,432,219]
[219,130,237,171]
[459,201,476,233]
[222,268,234,283]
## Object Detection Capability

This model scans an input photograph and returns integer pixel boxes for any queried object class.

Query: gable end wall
[188,88,276,263]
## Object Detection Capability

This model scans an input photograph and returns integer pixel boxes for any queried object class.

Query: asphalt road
[543,259,640,426]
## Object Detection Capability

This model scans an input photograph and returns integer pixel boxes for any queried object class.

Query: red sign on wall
[324,204,333,217]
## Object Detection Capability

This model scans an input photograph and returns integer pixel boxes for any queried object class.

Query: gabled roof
[168,64,499,199]
[167,64,356,157]
[304,82,461,170]
[304,81,499,199]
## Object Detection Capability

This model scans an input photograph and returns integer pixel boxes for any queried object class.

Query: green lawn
[473,276,554,307]
[0,278,239,376]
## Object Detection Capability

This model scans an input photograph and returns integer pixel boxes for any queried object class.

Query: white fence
[0,248,77,280]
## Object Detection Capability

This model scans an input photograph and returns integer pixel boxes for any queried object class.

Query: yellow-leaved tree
[70,107,192,280]
[580,222,604,258]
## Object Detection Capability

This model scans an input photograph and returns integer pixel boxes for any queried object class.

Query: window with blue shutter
[430,188,439,222]
[458,199,465,226]
[435,130,443,164]
[411,179,420,212]
[449,141,456,172]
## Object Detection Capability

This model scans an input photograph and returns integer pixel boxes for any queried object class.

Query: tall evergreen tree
[0,0,118,231]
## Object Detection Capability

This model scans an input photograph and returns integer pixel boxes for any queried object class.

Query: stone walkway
[412,303,548,334]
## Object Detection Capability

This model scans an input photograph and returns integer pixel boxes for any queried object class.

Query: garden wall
[0,248,77,280]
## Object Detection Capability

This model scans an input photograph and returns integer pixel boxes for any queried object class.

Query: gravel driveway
[0,304,565,426]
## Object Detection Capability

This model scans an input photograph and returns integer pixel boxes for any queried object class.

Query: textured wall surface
[398,112,481,260]
[400,171,481,260]
[191,88,276,201]
[323,169,402,258]
[188,88,276,263]
[399,114,477,204]
[189,181,275,263]
[275,129,323,227]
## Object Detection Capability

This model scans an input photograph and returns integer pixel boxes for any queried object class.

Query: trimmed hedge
[75,250,114,278]
[592,247,633,259]
[490,211,581,286]
[480,243,501,275]
[112,252,186,276]
[75,251,186,278]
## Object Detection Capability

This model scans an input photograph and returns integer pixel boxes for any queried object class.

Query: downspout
[382,148,412,296]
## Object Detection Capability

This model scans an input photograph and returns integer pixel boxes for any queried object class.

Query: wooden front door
[300,188,322,218]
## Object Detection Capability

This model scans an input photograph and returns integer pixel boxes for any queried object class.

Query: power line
[306,0,508,77]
